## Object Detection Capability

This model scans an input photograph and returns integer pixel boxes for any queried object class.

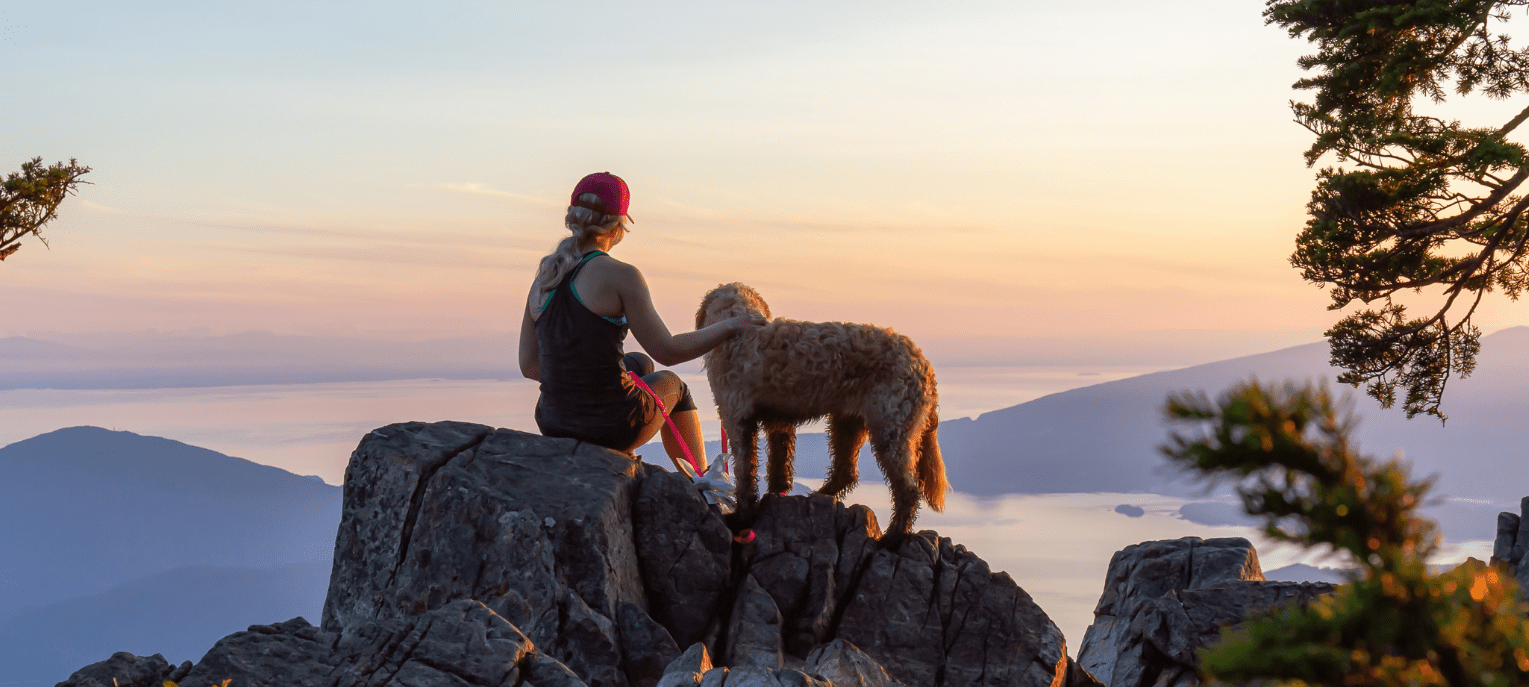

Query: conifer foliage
[1163,381,1529,686]
[1269,0,1529,419]
[0,157,90,261]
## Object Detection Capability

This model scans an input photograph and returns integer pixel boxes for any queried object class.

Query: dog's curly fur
[697,283,947,541]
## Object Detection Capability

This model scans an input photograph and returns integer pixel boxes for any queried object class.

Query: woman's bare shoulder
[589,253,645,283]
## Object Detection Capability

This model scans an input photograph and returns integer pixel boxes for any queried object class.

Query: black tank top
[533,251,653,446]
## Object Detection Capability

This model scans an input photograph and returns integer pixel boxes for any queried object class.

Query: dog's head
[697,282,771,330]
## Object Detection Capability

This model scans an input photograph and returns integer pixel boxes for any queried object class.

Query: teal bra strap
[540,251,606,314]
[569,251,626,326]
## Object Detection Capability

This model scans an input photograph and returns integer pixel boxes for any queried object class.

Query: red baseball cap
[570,172,633,221]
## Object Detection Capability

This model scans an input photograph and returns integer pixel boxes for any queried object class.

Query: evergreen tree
[1,157,91,261]
[1269,0,1529,419]
[1163,380,1529,686]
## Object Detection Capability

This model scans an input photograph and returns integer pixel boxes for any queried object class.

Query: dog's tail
[916,406,947,512]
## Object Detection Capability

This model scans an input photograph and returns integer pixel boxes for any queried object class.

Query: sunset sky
[0,2,1344,348]
[6,1,1529,359]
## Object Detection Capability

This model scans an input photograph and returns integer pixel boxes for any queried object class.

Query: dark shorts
[536,385,655,451]
[534,356,695,451]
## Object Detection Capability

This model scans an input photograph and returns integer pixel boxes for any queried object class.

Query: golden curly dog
[696,283,947,542]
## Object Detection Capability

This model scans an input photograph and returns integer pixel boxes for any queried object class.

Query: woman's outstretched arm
[616,262,762,366]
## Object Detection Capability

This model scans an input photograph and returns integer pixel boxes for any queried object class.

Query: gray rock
[526,650,595,687]
[722,666,782,686]
[1065,658,1105,687]
[1514,496,1529,567]
[634,467,733,648]
[55,651,177,687]
[773,669,832,687]
[393,600,535,686]
[834,532,1066,687]
[177,617,335,687]
[663,643,715,677]
[700,667,730,687]
[324,424,648,642]
[619,601,683,687]
[658,672,705,687]
[1488,497,1529,603]
[656,643,713,687]
[174,601,543,687]
[1076,537,1262,686]
[1076,537,1334,687]
[170,660,193,683]
[1518,556,1529,606]
[727,575,786,669]
[323,421,494,633]
[802,639,902,687]
[553,589,627,687]
[1120,582,1333,687]
[743,494,880,658]
[1493,510,1519,570]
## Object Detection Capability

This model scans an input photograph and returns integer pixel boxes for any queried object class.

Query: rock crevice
[389,427,492,586]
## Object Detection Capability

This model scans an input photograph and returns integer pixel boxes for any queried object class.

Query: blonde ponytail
[527,194,627,317]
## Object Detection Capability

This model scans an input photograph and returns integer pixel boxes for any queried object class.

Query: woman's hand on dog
[725,313,769,334]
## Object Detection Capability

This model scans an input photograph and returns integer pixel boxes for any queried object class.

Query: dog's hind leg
[765,423,796,496]
[818,414,865,499]
[869,426,922,544]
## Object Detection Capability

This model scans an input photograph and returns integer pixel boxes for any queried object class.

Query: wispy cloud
[416,183,561,208]
[78,200,131,215]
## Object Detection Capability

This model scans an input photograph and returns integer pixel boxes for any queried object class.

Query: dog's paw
[812,487,848,501]
[876,530,907,552]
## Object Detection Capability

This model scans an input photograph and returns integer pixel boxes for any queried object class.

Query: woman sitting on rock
[518,172,764,473]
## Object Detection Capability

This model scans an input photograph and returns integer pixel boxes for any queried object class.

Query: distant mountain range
[0,427,340,685]
[0,427,339,615]
[0,561,329,683]
[938,326,1529,504]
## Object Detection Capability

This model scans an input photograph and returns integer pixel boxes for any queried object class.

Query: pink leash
[626,372,755,544]
[625,371,702,476]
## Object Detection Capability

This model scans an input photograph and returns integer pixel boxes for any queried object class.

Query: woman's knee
[623,352,655,375]
[642,370,696,412]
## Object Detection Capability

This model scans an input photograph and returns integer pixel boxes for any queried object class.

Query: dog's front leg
[728,418,762,528]
[765,423,796,496]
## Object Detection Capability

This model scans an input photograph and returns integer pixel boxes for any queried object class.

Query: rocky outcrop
[323,422,648,646]
[803,640,903,687]
[632,465,733,649]
[1490,496,1529,600]
[834,531,1065,687]
[56,652,190,687]
[1075,537,1335,687]
[59,422,1068,687]
[169,601,591,687]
